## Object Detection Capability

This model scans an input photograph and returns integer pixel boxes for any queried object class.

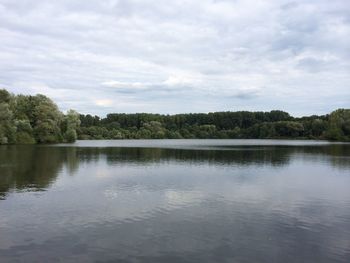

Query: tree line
[78,109,350,141]
[0,89,80,144]
[0,88,349,144]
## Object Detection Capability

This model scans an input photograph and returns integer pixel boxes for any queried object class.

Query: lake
[0,139,350,262]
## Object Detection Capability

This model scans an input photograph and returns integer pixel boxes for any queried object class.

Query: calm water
[0,139,350,262]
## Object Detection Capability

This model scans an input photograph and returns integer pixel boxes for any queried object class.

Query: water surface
[0,140,350,262]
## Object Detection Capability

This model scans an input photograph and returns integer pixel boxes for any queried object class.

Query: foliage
[325,109,350,141]
[1,88,349,143]
[15,120,35,144]
[63,110,81,142]
[0,89,80,144]
[78,109,349,141]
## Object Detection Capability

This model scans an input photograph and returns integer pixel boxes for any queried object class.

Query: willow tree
[0,90,16,144]
[63,110,81,142]
[0,89,80,144]
[30,95,63,143]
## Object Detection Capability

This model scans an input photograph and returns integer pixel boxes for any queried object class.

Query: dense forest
[0,89,80,144]
[78,110,350,141]
[0,88,349,144]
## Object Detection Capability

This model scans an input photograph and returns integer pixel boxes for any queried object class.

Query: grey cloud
[0,0,349,116]
[296,57,332,73]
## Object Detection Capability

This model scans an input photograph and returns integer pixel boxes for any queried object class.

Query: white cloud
[0,0,349,116]
[102,80,150,90]
[95,99,114,107]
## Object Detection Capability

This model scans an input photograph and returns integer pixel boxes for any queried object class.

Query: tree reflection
[0,144,349,200]
[0,146,78,199]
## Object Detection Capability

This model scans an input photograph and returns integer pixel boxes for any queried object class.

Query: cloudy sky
[0,0,349,116]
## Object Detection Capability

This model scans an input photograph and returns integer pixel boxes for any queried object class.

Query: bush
[16,132,35,144]
[65,129,77,143]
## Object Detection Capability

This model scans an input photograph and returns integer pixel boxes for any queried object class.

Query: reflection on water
[0,146,79,200]
[0,140,349,262]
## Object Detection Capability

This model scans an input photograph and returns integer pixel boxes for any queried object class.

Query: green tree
[0,90,16,144]
[32,95,63,143]
[15,119,35,144]
[63,110,81,142]
[0,89,11,103]
[143,121,166,139]
[0,103,16,144]
[325,109,350,141]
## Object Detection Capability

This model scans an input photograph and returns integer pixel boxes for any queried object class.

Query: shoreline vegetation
[0,89,349,144]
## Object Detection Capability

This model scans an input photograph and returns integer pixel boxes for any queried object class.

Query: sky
[0,0,349,117]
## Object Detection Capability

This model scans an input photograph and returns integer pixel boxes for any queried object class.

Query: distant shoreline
[1,88,349,144]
